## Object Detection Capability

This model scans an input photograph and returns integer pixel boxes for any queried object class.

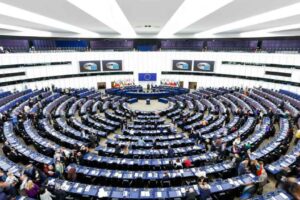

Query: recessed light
[196,1,300,37]
[67,0,136,37]
[158,0,233,37]
[0,1,99,37]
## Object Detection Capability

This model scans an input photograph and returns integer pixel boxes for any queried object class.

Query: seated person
[66,166,77,182]
[39,187,54,200]
[275,166,291,188]
[115,144,122,154]
[7,149,18,163]
[232,143,240,155]
[137,138,145,146]
[233,135,241,145]
[5,171,18,187]
[185,187,197,200]
[123,145,129,155]
[238,159,250,175]
[198,179,211,200]
[161,171,171,187]
[167,146,175,157]
[240,183,257,200]
[23,164,37,180]
[281,177,300,200]
[45,165,59,178]
[25,180,39,198]
[2,142,11,156]
[183,157,192,168]
[173,158,183,169]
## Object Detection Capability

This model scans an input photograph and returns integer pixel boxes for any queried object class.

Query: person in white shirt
[39,187,54,200]
[255,121,261,131]
[5,171,18,186]
[173,158,183,169]
[19,174,28,191]
[24,105,30,113]
[129,129,135,135]
[199,180,211,190]
[233,135,241,146]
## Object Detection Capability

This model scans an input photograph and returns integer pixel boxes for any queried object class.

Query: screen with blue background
[138,73,157,81]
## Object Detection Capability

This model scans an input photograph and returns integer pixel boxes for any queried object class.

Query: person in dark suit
[44,145,55,157]
[7,149,18,163]
[2,142,11,156]
[167,146,175,157]
[161,171,171,187]
[185,188,198,200]
[198,179,211,200]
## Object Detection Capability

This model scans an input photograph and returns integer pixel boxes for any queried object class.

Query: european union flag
[138,73,157,81]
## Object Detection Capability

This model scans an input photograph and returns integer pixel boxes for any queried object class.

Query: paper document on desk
[233,181,240,187]
[249,174,255,178]
[268,165,275,171]
[48,179,55,185]
[156,192,162,198]
[141,191,150,197]
[180,188,186,193]
[123,191,128,197]
[85,185,91,192]
[216,185,222,190]
[279,192,289,199]
[61,181,70,190]
[77,187,83,193]
[98,188,108,197]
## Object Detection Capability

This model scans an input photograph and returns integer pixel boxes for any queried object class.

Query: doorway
[179,81,184,88]
[188,82,197,90]
[97,82,106,90]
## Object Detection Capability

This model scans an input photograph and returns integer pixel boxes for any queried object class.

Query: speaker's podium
[146,98,151,105]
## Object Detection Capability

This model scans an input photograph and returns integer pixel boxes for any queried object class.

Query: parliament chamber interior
[0,0,300,200]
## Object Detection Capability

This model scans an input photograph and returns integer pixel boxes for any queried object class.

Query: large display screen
[193,60,215,72]
[102,60,122,71]
[79,61,101,72]
[138,73,157,81]
[172,60,192,71]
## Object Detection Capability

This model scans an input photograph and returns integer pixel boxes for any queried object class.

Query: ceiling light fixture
[67,0,136,37]
[240,23,300,37]
[0,2,99,37]
[0,23,52,37]
[158,0,234,38]
[195,1,300,37]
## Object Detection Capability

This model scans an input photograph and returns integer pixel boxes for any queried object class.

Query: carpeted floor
[127,100,170,112]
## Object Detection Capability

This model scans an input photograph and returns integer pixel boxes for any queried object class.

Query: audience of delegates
[0,87,299,200]
[0,140,90,199]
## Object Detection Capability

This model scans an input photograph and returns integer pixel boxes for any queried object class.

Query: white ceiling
[0,0,299,38]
